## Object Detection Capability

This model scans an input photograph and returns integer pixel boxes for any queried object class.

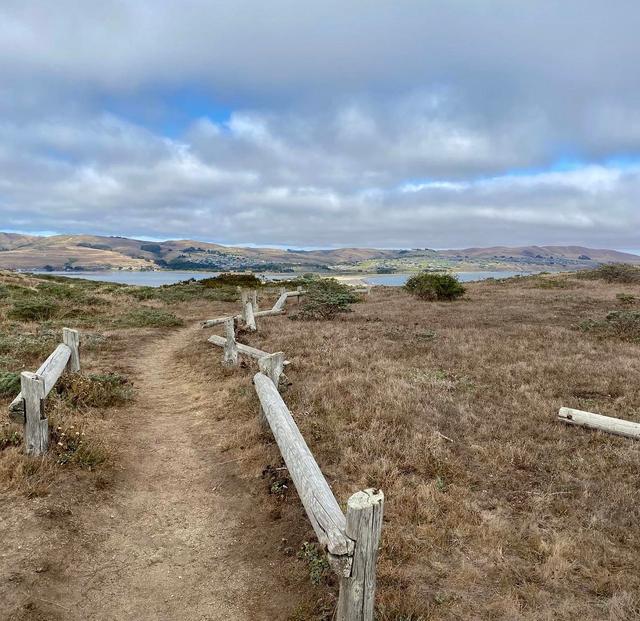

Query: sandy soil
[2,323,298,621]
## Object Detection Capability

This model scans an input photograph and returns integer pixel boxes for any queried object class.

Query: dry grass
[3,270,640,619]
[0,270,237,497]
[187,271,640,620]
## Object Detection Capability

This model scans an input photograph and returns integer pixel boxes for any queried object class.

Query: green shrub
[0,330,59,360]
[200,273,263,289]
[297,542,330,585]
[291,278,359,320]
[617,293,637,305]
[578,310,640,342]
[36,282,84,300]
[8,299,59,321]
[404,272,466,301]
[0,371,21,398]
[117,308,184,328]
[577,263,640,284]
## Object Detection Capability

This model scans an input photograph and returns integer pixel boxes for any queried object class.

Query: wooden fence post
[244,301,257,331]
[258,352,285,426]
[223,318,239,367]
[296,285,302,305]
[21,372,48,456]
[258,352,285,388]
[240,289,249,318]
[337,489,384,621]
[62,327,80,372]
[251,289,258,313]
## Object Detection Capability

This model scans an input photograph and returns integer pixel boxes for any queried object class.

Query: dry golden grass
[3,270,640,619]
[0,271,234,497]
[187,272,640,620]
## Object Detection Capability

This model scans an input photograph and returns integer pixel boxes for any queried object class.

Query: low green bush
[578,310,640,342]
[617,293,637,305]
[0,371,21,398]
[0,330,59,360]
[291,278,359,320]
[200,273,263,289]
[8,299,59,321]
[404,272,466,301]
[577,263,640,284]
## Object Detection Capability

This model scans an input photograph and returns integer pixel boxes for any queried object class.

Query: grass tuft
[117,308,184,328]
[56,372,134,409]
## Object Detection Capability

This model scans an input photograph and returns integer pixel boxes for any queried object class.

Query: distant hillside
[0,232,638,272]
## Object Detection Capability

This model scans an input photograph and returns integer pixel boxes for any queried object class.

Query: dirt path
[10,324,292,621]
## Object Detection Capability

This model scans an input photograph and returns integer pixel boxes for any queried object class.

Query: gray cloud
[0,1,639,248]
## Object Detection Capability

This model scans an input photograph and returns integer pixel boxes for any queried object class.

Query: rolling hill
[0,232,638,272]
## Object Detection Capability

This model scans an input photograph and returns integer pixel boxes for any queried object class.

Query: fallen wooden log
[557,407,640,440]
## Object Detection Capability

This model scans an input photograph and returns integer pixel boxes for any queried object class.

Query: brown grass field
[1,269,640,620]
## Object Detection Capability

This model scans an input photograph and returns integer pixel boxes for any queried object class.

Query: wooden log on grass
[250,289,258,313]
[21,372,48,456]
[253,372,353,558]
[337,489,384,621]
[208,335,290,365]
[9,343,72,423]
[558,407,640,439]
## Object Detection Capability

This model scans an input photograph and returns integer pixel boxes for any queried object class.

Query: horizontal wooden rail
[203,309,284,328]
[558,407,640,439]
[9,343,72,423]
[208,335,290,365]
[253,372,353,560]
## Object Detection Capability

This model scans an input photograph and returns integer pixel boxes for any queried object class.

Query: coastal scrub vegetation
[404,271,466,300]
[291,278,361,320]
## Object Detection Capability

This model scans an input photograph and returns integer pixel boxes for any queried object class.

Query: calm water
[363,270,543,286]
[37,269,543,287]
[36,270,226,286]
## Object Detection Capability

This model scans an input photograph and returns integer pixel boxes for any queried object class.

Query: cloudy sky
[1,1,639,250]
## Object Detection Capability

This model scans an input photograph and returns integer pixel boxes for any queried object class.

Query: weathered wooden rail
[204,286,383,620]
[558,406,640,439]
[202,287,305,329]
[254,372,383,620]
[7,327,80,455]
[208,333,291,366]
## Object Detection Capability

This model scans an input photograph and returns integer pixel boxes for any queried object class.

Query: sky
[1,1,639,250]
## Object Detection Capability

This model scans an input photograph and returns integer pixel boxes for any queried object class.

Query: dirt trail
[15,324,290,621]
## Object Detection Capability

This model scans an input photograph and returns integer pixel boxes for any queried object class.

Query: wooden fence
[8,327,80,456]
[205,287,383,620]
